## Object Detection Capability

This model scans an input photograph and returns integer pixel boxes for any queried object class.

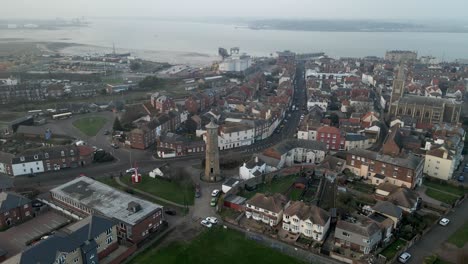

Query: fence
[225,223,341,264]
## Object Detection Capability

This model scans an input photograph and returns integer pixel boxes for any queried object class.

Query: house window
[352,155,355,159]
[342,232,350,237]
[24,204,28,209]
[106,228,112,235]
[34,155,38,160]
[20,156,25,161]
[61,151,65,157]
[45,153,49,158]
[382,164,386,168]
[351,160,355,166]
[393,171,397,177]
[74,258,79,263]
[106,236,113,244]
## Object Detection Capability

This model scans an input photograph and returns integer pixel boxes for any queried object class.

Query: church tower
[389,63,405,117]
[204,120,220,182]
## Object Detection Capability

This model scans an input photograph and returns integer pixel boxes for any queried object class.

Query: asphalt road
[406,199,468,263]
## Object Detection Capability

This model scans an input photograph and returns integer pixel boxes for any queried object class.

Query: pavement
[406,199,468,263]
[0,211,70,258]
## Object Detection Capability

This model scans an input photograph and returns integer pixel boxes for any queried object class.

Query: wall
[424,155,453,181]
[12,160,45,176]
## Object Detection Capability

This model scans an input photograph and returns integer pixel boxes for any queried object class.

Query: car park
[206,217,218,225]
[439,218,450,226]
[211,189,220,197]
[200,219,212,228]
[398,252,411,263]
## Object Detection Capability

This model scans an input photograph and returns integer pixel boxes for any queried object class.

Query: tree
[330,113,339,127]
[139,76,162,89]
[129,61,141,71]
[113,117,123,131]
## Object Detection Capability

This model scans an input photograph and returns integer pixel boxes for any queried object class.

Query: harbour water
[1,18,468,65]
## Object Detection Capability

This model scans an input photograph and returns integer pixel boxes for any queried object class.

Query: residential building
[5,215,119,264]
[0,145,93,177]
[334,217,382,254]
[49,176,164,244]
[282,201,330,241]
[346,149,424,189]
[386,187,421,213]
[424,146,459,180]
[245,193,289,226]
[262,139,327,170]
[239,156,266,180]
[0,192,32,228]
[371,200,403,228]
[316,126,345,151]
[152,95,175,113]
[156,133,205,158]
[344,134,372,151]
[217,122,255,150]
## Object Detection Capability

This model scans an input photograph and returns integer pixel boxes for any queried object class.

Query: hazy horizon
[2,0,468,22]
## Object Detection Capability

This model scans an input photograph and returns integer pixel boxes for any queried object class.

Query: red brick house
[0,192,33,228]
[152,95,175,113]
[316,126,345,150]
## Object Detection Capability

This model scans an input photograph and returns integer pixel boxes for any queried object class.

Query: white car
[126,168,137,174]
[398,252,411,263]
[200,219,212,228]
[439,218,450,226]
[211,189,220,197]
[206,217,219,225]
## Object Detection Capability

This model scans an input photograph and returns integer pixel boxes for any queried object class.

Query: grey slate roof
[0,192,30,213]
[272,139,327,155]
[15,215,115,264]
[336,217,381,237]
[284,201,330,225]
[0,174,13,191]
[348,148,423,170]
[397,95,461,107]
[372,200,402,218]
[345,133,368,141]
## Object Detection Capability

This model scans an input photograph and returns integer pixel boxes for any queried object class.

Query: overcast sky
[2,0,467,21]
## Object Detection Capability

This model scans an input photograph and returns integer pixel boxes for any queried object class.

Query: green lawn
[380,239,407,260]
[425,189,460,205]
[241,175,297,199]
[348,181,375,194]
[121,175,194,206]
[289,188,303,201]
[72,116,108,136]
[447,221,468,248]
[424,180,467,196]
[130,227,304,264]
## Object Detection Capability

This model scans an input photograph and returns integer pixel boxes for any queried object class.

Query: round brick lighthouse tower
[204,120,220,182]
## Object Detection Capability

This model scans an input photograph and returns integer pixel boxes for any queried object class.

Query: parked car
[211,189,220,197]
[111,143,119,149]
[458,175,465,182]
[32,200,43,208]
[439,218,450,226]
[210,197,218,207]
[398,252,411,263]
[165,209,177,216]
[195,184,201,198]
[206,217,218,225]
[463,167,468,173]
[126,168,137,174]
[200,219,212,228]
[104,130,110,135]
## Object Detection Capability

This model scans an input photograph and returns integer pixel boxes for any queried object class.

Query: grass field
[425,188,460,205]
[121,175,194,205]
[380,239,407,260]
[447,221,468,248]
[424,180,467,196]
[72,116,108,136]
[241,175,297,199]
[129,228,304,264]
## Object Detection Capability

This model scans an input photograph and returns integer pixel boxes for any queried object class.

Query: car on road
[104,130,110,135]
[398,252,411,263]
[210,197,218,207]
[200,219,212,228]
[206,216,218,225]
[211,189,220,197]
[458,174,465,182]
[111,143,119,149]
[195,184,201,198]
[165,209,177,216]
[126,168,137,174]
[439,218,450,226]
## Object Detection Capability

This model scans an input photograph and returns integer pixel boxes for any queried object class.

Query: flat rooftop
[51,176,163,226]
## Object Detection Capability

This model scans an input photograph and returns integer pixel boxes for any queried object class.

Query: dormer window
[20,156,25,162]
[70,150,74,155]
[45,153,49,158]
[34,155,39,160]
[61,151,65,157]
